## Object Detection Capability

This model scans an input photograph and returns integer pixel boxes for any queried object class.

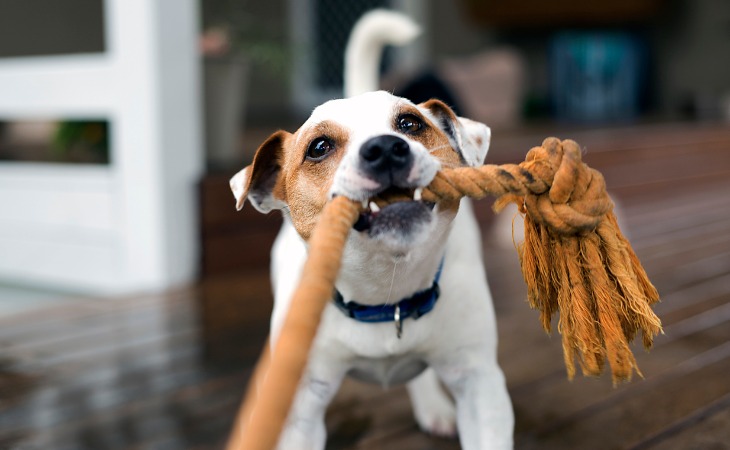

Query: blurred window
[0,0,105,58]
[0,119,110,165]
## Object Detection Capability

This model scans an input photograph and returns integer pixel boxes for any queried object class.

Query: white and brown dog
[230,11,514,450]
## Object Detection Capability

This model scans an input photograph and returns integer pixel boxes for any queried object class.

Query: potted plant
[200,0,288,169]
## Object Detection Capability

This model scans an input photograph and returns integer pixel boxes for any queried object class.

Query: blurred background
[0,0,729,449]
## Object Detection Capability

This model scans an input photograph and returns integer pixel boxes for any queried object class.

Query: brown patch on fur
[281,121,351,239]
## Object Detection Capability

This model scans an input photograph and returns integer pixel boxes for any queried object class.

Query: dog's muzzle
[351,135,436,236]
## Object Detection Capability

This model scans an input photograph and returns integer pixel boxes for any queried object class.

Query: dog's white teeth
[414,188,423,202]
[361,199,369,209]
[369,201,380,213]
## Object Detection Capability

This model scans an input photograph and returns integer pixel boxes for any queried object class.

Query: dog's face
[231,91,490,252]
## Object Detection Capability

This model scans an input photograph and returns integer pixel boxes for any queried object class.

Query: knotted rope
[227,137,661,450]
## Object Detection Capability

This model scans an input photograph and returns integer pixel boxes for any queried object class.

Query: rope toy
[227,137,662,450]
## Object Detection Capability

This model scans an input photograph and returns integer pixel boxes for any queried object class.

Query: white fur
[230,167,249,211]
[457,117,492,167]
[344,9,421,97]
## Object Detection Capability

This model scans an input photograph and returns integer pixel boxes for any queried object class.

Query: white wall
[0,0,203,295]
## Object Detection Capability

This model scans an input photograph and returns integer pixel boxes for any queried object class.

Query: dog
[230,10,514,450]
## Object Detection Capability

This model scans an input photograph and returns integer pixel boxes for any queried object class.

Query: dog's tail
[344,9,420,98]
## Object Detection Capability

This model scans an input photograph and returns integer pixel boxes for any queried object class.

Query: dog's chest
[347,354,428,387]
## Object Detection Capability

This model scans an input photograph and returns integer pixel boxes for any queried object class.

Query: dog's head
[230,91,490,251]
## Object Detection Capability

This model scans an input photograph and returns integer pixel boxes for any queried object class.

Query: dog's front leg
[406,367,457,438]
[437,361,514,450]
[276,360,346,450]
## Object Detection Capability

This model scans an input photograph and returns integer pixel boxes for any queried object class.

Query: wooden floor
[1,123,730,449]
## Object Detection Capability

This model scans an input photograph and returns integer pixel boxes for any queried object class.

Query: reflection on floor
[0,285,252,449]
[0,284,77,316]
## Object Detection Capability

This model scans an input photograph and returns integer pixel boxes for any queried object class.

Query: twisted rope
[424,137,613,235]
[228,137,661,450]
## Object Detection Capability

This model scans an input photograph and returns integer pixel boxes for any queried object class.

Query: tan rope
[227,137,661,450]
[228,196,360,450]
[423,138,661,379]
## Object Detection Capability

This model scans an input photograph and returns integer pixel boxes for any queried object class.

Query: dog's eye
[306,137,335,162]
[397,114,423,134]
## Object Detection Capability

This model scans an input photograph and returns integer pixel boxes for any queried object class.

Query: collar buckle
[394,304,403,339]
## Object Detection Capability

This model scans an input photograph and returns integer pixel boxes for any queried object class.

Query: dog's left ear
[230,130,290,212]
[421,99,491,167]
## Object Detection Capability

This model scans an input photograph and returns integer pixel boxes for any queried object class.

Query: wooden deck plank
[509,316,730,432]
[327,385,425,449]
[518,342,730,450]
[633,393,730,450]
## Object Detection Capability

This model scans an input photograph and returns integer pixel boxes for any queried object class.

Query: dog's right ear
[230,130,290,213]
[420,99,491,167]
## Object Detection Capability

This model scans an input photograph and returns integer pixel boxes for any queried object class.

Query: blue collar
[333,258,444,337]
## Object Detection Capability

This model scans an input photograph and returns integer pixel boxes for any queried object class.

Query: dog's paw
[411,389,458,438]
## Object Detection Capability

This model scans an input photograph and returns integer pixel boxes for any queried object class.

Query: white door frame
[0,0,203,295]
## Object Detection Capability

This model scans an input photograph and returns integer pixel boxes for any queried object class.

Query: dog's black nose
[360,135,413,185]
